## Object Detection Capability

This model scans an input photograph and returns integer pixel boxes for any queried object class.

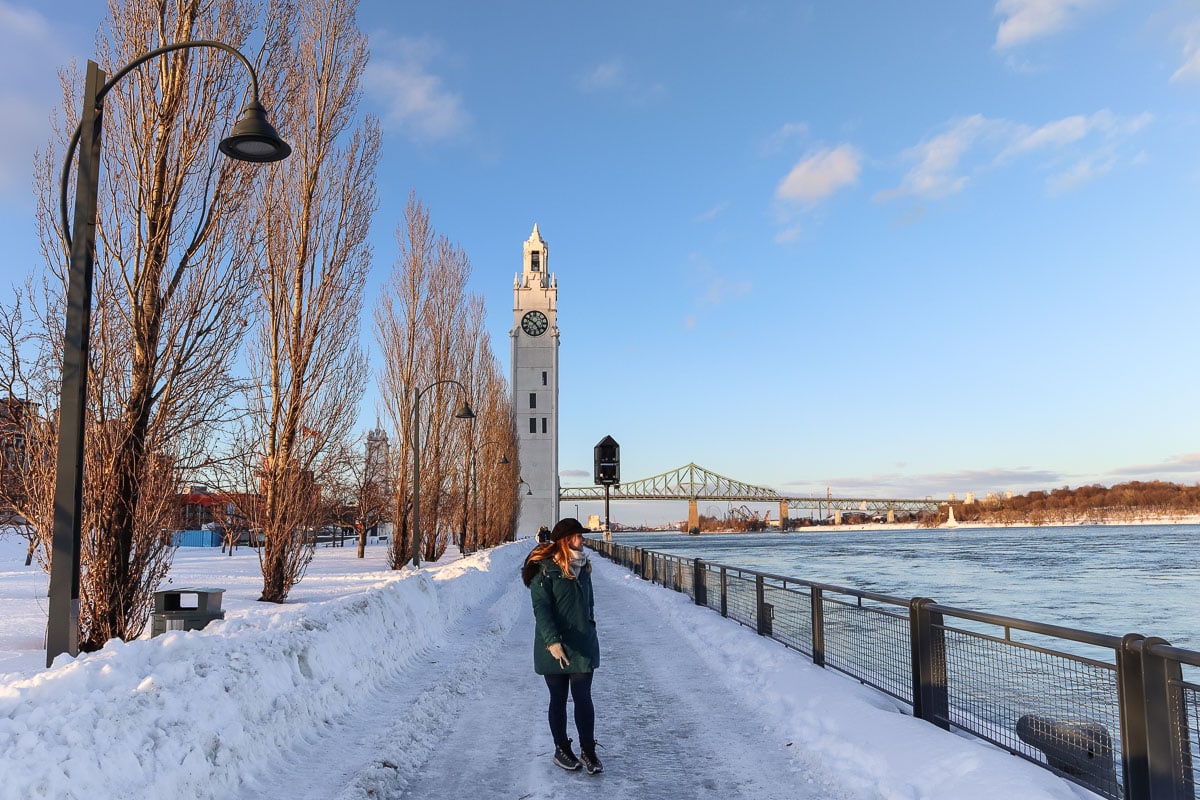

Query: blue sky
[2,1,1199,520]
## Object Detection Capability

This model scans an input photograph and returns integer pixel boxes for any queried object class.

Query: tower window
[531,252,540,272]
[542,417,547,434]
[542,371,547,386]
[529,417,537,434]
[529,392,537,409]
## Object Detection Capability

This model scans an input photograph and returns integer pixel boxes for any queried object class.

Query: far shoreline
[613,515,1200,535]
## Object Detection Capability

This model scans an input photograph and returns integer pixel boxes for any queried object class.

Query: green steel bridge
[559,462,943,528]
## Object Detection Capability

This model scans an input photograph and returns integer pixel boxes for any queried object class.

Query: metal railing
[587,539,1199,800]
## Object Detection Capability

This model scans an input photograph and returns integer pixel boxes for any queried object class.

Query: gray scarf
[568,547,589,577]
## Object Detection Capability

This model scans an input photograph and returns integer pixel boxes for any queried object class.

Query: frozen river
[603,523,1200,650]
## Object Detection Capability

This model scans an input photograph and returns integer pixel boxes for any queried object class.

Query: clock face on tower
[521,310,548,337]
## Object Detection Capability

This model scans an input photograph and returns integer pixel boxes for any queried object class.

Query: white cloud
[761,122,809,154]
[774,144,861,206]
[773,225,801,244]
[578,56,665,104]
[1004,114,1092,154]
[993,0,1102,50]
[559,468,590,478]
[1001,110,1150,158]
[364,35,470,142]
[693,203,727,223]
[579,58,626,92]
[702,277,751,305]
[782,466,1066,498]
[1046,154,1114,193]
[875,115,993,201]
[1171,20,1200,82]
[1109,452,1200,477]
[876,109,1149,202]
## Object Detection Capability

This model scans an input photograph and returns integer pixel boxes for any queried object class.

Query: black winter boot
[553,739,582,771]
[579,741,604,774]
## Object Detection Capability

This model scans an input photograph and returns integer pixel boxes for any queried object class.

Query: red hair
[521,536,579,585]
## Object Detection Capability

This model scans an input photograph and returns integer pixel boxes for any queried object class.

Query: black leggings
[544,672,595,746]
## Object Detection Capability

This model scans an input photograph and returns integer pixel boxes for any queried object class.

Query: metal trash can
[151,587,226,637]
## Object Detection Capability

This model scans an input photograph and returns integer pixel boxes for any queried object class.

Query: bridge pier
[834,508,842,526]
[780,501,788,531]
[688,498,699,533]
[887,508,895,524]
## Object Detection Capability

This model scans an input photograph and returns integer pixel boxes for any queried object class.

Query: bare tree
[375,196,469,566]
[374,193,430,569]
[244,0,377,601]
[374,194,519,565]
[465,353,521,550]
[25,0,269,649]
[0,294,48,565]
[324,432,390,558]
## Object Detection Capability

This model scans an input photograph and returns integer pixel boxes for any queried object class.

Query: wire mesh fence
[587,538,1200,800]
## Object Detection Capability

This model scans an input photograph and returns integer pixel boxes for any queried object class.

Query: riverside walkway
[226,544,1081,800]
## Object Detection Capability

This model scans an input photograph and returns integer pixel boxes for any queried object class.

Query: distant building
[365,422,390,492]
[0,397,39,521]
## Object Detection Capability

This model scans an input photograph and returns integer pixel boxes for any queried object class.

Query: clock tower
[511,224,559,536]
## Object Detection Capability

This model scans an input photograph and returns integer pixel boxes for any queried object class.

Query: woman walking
[521,517,604,774]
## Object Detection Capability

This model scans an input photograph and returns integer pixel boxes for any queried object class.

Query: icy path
[1,537,1089,800]
[232,554,834,800]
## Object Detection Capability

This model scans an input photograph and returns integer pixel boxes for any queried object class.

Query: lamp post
[46,41,290,668]
[411,379,474,568]
[468,441,508,552]
[513,478,533,541]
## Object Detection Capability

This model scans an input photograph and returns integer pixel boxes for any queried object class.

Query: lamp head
[499,454,510,465]
[454,402,476,420]
[219,100,291,163]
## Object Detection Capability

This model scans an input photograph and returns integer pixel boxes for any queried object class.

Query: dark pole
[410,380,473,568]
[471,452,478,551]
[46,60,106,667]
[43,42,288,669]
[461,426,471,555]
[604,484,611,535]
[411,386,421,568]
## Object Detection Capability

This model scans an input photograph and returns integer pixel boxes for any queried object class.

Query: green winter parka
[528,558,600,675]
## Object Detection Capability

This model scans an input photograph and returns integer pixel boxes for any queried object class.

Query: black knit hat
[550,517,586,541]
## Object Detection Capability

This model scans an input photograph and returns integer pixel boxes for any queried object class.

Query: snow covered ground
[0,534,1098,799]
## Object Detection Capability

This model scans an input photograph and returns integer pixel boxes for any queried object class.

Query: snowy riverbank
[0,535,1095,799]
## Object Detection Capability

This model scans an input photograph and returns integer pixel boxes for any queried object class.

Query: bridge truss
[559,462,940,515]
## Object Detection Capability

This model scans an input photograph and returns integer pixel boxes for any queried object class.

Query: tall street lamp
[411,380,474,568]
[47,41,290,668]
[516,477,533,540]
[469,440,508,552]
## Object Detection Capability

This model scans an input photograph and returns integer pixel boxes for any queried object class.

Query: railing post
[909,597,949,730]
[1118,634,1150,800]
[811,586,825,667]
[756,574,773,636]
[1141,637,1192,800]
[720,566,728,618]
[693,559,707,606]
